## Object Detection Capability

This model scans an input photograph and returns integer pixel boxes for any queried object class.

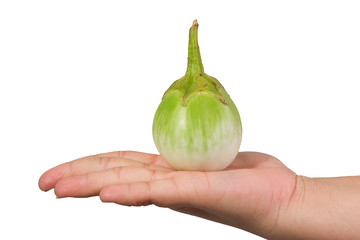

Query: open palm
[39,151,297,238]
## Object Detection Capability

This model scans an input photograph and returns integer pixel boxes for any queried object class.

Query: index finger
[93,151,170,168]
[38,151,171,192]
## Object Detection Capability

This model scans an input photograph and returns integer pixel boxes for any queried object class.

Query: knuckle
[97,157,112,169]
[118,151,128,158]
[149,154,159,165]
[149,170,157,181]
[111,167,124,181]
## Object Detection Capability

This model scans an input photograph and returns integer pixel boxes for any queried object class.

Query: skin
[38,151,360,239]
[39,151,293,237]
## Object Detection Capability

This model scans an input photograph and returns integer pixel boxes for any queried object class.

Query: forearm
[271,175,360,240]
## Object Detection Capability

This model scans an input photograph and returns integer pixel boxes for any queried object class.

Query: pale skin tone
[39,151,360,239]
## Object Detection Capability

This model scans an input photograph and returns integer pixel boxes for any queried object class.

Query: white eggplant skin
[152,89,242,171]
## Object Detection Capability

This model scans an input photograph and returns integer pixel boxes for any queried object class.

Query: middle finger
[39,156,171,192]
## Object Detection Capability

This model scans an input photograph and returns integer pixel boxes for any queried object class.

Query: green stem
[185,20,204,76]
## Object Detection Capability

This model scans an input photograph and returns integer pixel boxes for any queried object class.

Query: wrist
[268,175,311,240]
[270,175,360,240]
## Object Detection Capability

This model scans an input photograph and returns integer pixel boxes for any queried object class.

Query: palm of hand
[39,151,296,237]
[169,152,297,236]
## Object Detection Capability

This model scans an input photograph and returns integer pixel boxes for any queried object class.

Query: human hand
[39,151,297,239]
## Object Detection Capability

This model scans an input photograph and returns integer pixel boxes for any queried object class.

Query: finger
[54,166,171,198]
[99,171,215,208]
[93,151,170,168]
[39,155,170,192]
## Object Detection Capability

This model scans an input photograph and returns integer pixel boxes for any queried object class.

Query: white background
[1,0,360,239]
